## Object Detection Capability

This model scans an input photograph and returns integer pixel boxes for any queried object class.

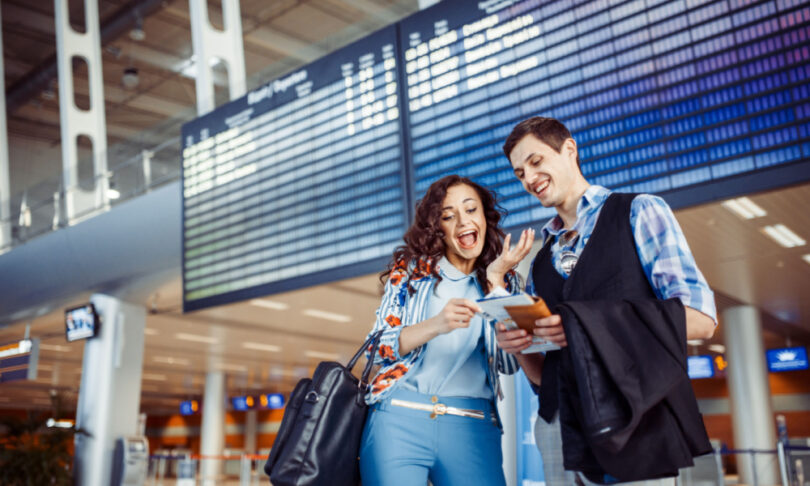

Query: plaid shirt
[526,185,716,322]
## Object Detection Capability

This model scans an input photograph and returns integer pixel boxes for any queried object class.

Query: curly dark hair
[382,175,506,294]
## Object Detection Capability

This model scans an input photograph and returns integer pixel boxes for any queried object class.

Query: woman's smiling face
[439,183,487,273]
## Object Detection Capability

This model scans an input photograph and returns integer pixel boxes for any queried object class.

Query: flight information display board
[400,0,810,228]
[182,0,810,311]
[181,26,407,311]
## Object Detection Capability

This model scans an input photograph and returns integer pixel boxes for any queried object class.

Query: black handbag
[264,330,383,486]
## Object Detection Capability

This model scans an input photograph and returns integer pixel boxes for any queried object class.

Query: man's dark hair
[502,116,580,167]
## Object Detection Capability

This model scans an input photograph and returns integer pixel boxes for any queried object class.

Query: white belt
[390,397,486,420]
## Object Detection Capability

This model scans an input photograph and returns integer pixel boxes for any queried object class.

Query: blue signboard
[766,346,809,372]
[0,339,39,384]
[687,355,715,379]
[260,393,285,410]
[231,396,255,411]
[179,400,198,416]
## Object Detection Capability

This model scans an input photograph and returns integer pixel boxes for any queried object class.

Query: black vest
[532,192,657,421]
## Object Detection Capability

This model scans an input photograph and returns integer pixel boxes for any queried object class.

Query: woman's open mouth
[457,230,478,249]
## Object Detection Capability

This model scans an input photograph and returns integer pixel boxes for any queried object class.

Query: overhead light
[144,328,158,336]
[153,356,191,366]
[305,350,340,361]
[803,255,810,265]
[721,197,766,219]
[46,418,74,428]
[39,344,71,353]
[129,17,145,41]
[249,299,289,310]
[175,333,218,344]
[687,340,704,346]
[761,224,806,248]
[303,309,351,323]
[217,363,247,372]
[107,188,121,200]
[242,342,281,352]
[143,373,167,381]
[707,344,726,354]
[121,67,140,90]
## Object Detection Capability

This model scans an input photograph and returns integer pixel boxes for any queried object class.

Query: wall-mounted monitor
[687,355,714,379]
[766,346,809,372]
[65,304,99,342]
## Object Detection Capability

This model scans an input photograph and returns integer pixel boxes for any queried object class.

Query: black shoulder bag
[264,330,383,486]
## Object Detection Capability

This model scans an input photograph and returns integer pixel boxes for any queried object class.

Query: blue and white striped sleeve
[366,273,409,365]
[631,194,717,324]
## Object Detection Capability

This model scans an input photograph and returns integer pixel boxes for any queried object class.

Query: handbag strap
[346,330,384,387]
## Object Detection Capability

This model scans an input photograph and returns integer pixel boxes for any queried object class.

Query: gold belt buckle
[430,402,447,419]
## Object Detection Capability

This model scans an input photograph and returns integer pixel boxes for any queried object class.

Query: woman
[360,175,535,486]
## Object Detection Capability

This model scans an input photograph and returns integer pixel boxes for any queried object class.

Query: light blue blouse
[400,257,492,399]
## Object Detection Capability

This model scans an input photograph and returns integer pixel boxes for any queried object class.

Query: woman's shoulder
[388,257,436,286]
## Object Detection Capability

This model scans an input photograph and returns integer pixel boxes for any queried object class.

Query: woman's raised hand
[486,229,535,289]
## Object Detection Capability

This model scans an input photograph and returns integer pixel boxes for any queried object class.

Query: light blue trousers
[359,389,506,486]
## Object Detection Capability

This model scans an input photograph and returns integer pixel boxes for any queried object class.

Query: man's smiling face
[509,134,580,210]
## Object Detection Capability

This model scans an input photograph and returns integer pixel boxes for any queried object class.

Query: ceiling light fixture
[721,197,766,219]
[302,309,351,323]
[153,356,191,366]
[803,254,810,265]
[305,350,340,361]
[761,224,806,248]
[242,342,281,352]
[686,339,704,346]
[142,373,167,381]
[707,344,726,354]
[249,299,289,310]
[144,328,158,336]
[39,344,71,352]
[175,333,218,344]
[122,67,140,90]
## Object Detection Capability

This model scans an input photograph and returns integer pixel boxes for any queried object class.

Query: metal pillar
[0,6,11,252]
[498,374,518,486]
[73,294,146,486]
[200,370,226,486]
[188,0,246,115]
[244,409,258,454]
[723,305,779,485]
[54,0,109,224]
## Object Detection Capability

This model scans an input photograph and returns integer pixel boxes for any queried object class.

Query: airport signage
[687,355,714,379]
[0,338,39,384]
[766,346,809,372]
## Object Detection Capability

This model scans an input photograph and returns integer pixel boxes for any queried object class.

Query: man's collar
[542,185,610,237]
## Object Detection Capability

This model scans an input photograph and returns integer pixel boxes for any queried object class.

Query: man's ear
[565,138,577,160]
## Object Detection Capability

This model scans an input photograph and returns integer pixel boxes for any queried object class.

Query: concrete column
[0,6,11,252]
[200,370,226,485]
[723,305,779,485]
[498,374,518,486]
[244,409,258,454]
[73,294,146,486]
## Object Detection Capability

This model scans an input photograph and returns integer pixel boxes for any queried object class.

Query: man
[496,117,716,485]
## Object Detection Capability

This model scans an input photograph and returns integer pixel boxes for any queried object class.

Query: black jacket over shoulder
[532,193,711,483]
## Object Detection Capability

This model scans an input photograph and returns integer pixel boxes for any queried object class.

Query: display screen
[687,355,715,379]
[766,346,809,372]
[182,0,810,311]
[65,304,99,342]
[400,0,810,228]
[181,26,408,311]
[179,400,198,415]
[231,395,254,411]
[260,393,285,409]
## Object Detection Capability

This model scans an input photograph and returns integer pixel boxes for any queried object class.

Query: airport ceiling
[1,1,810,416]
